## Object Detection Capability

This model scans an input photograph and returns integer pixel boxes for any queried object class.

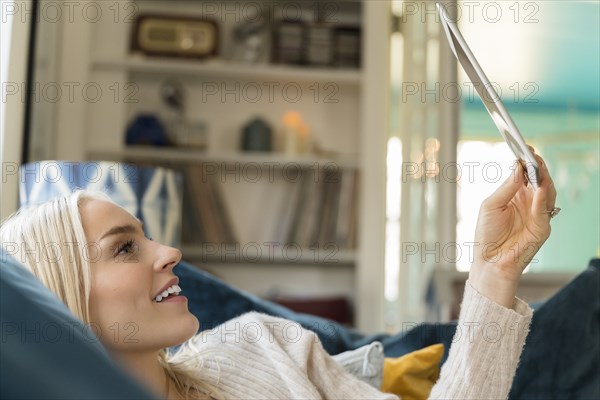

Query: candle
[282,111,306,155]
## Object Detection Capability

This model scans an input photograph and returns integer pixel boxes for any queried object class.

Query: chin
[167,314,200,346]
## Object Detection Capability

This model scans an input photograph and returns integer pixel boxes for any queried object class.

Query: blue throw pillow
[0,248,155,400]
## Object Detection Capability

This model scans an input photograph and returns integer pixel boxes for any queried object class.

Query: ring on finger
[544,207,561,218]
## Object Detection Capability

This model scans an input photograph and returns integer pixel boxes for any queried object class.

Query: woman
[0,152,557,400]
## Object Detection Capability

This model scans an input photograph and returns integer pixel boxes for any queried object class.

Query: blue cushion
[509,258,600,399]
[0,248,155,400]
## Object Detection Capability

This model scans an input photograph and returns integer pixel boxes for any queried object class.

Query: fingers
[525,147,557,235]
[537,156,557,211]
[482,144,557,224]
[483,160,525,209]
[527,145,558,211]
[531,173,549,219]
[531,179,553,241]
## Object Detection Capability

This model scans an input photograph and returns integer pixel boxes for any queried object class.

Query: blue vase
[126,114,169,146]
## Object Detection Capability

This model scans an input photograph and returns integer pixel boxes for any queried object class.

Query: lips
[152,277,179,300]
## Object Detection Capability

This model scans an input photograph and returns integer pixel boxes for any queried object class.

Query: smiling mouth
[154,284,182,302]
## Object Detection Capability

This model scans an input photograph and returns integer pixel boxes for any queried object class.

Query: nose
[153,244,182,272]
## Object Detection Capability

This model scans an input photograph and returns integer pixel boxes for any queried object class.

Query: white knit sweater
[179,280,533,399]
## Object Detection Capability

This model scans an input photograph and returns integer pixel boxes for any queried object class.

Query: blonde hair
[0,190,220,400]
[0,190,94,322]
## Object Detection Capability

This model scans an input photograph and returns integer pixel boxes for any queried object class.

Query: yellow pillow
[381,343,445,400]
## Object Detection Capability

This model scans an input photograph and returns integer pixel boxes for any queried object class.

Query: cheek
[89,267,151,324]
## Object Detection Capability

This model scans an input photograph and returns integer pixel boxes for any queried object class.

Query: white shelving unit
[43,0,390,333]
[92,57,363,84]
[180,246,357,265]
[88,147,360,170]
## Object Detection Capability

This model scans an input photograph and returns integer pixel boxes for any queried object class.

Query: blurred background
[1,0,598,334]
[387,0,599,327]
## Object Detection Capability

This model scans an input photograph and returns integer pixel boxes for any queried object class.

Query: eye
[115,239,135,256]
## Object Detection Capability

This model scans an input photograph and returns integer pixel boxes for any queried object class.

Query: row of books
[275,168,359,249]
[181,166,237,245]
[181,165,359,250]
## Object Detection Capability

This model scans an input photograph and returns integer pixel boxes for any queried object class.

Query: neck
[110,349,175,399]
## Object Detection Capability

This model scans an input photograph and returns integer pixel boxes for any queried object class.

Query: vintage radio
[131,15,218,59]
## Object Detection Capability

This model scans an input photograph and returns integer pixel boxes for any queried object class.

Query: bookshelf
[43,0,390,333]
[95,147,361,266]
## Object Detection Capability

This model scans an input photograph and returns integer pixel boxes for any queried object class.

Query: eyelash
[113,235,152,257]
[115,239,135,256]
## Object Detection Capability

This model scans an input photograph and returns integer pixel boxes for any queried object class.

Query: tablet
[436,3,540,190]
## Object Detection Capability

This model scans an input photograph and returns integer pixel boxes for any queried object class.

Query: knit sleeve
[429,279,533,399]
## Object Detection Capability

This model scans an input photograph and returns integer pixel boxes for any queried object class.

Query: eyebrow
[99,220,144,241]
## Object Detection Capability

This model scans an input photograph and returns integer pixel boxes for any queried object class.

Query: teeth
[154,284,182,302]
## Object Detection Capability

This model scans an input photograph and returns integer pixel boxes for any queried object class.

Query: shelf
[92,57,362,85]
[181,245,356,266]
[88,147,359,169]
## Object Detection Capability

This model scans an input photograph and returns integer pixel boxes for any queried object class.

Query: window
[457,1,600,272]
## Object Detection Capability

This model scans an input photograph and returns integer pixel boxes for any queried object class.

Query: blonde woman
[0,153,557,400]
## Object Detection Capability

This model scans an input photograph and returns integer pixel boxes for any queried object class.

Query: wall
[1,0,31,221]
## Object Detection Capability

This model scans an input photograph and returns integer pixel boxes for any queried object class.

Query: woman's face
[80,198,199,353]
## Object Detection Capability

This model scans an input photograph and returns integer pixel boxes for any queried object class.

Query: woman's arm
[429,280,533,399]
[431,150,556,399]
[188,311,399,400]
